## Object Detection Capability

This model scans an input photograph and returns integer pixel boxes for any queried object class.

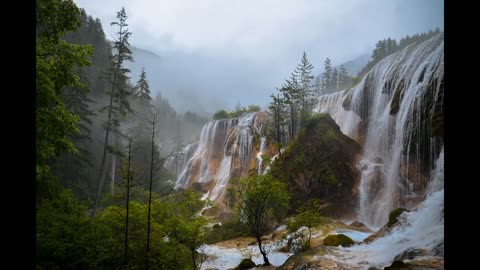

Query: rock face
[172,112,269,206]
[269,113,362,217]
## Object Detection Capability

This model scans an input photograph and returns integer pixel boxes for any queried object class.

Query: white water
[200,244,292,270]
[314,34,444,228]
[322,146,444,269]
[256,137,267,175]
[173,112,267,202]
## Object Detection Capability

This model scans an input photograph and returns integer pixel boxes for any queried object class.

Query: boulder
[322,234,355,247]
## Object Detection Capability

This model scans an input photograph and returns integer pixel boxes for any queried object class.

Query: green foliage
[229,174,290,265]
[134,67,152,103]
[358,29,441,78]
[212,109,230,120]
[205,218,251,244]
[323,234,355,247]
[268,114,362,214]
[36,0,93,187]
[288,210,325,234]
[212,104,262,120]
[287,199,327,250]
[36,189,114,269]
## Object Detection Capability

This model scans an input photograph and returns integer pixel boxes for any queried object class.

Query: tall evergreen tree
[293,52,315,111]
[332,67,338,92]
[322,58,333,93]
[134,67,152,105]
[279,75,301,141]
[338,64,350,90]
[268,93,286,150]
[94,7,134,216]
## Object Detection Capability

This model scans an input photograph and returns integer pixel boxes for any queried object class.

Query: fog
[74,0,443,114]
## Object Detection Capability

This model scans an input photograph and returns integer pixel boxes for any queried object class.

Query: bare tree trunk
[124,139,132,270]
[256,235,270,265]
[145,114,155,270]
[111,135,117,195]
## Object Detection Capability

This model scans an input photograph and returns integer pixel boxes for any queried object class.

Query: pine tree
[94,7,134,216]
[134,67,152,105]
[293,52,315,111]
[323,58,333,93]
[268,93,285,150]
[279,75,301,141]
[332,68,338,92]
[338,64,349,90]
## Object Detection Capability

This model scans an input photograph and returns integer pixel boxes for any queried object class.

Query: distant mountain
[313,53,371,81]
[339,53,371,77]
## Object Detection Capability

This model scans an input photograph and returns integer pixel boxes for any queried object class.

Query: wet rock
[387,208,409,228]
[322,234,355,247]
[350,221,367,228]
[393,248,428,261]
[234,258,256,270]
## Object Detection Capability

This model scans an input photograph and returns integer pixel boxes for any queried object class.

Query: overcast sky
[74,0,443,114]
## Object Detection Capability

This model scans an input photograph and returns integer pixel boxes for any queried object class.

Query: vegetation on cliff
[269,113,362,215]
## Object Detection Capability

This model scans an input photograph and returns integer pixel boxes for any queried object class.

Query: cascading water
[314,33,444,228]
[256,137,266,175]
[173,112,267,203]
[327,148,444,269]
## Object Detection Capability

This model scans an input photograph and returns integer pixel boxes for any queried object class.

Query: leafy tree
[247,104,261,112]
[288,209,325,250]
[165,191,209,270]
[36,189,113,269]
[229,174,290,265]
[212,109,229,120]
[36,0,93,194]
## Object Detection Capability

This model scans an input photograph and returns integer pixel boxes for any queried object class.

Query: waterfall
[173,112,266,202]
[314,33,444,228]
[256,137,267,175]
[332,148,444,269]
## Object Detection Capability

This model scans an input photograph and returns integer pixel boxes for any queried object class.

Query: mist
[75,0,443,114]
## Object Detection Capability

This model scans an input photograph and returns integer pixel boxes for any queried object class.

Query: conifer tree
[293,52,315,111]
[134,67,152,105]
[323,58,333,93]
[94,7,134,216]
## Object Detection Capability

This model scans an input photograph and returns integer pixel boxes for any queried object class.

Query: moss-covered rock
[234,258,256,270]
[269,113,362,216]
[387,208,409,228]
[323,234,355,247]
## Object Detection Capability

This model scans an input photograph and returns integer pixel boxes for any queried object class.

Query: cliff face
[269,114,363,217]
[172,112,269,206]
